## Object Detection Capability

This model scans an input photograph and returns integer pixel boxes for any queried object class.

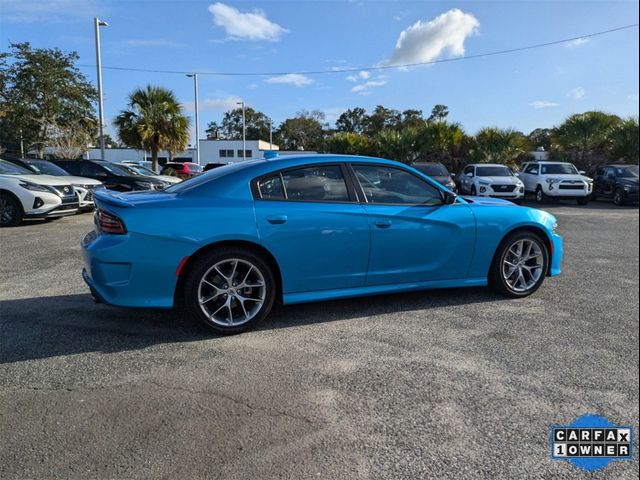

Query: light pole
[186,73,200,165]
[94,17,108,160]
[237,101,246,159]
[269,119,273,150]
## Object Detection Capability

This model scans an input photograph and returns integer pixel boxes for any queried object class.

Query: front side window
[463,166,474,176]
[281,165,349,202]
[525,164,539,174]
[352,165,443,205]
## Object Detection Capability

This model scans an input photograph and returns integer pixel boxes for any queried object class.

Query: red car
[161,162,203,179]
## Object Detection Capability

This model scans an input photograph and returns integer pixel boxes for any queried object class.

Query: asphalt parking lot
[1,201,638,479]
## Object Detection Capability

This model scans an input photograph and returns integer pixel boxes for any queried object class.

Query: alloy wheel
[614,190,623,205]
[501,239,544,293]
[197,258,266,327]
[0,197,16,226]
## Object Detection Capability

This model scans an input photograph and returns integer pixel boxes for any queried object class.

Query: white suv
[458,164,525,203]
[0,159,78,227]
[519,161,593,205]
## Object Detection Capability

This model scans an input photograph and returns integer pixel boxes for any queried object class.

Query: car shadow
[519,198,638,210]
[1,287,501,364]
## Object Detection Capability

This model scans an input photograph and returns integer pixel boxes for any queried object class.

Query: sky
[1,0,639,145]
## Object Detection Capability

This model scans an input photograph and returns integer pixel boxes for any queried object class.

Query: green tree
[608,117,639,164]
[401,109,425,130]
[114,85,190,171]
[0,42,97,157]
[207,107,272,140]
[528,128,552,151]
[365,105,401,136]
[335,107,368,134]
[375,129,420,164]
[324,132,375,156]
[475,127,529,166]
[416,121,473,172]
[428,104,449,122]
[276,110,327,151]
[551,111,622,171]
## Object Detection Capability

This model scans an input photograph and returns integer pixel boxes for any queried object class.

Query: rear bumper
[81,229,186,309]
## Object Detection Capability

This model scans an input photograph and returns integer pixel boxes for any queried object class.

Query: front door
[350,164,476,286]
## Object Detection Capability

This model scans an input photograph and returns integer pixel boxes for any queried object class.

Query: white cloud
[346,71,370,82]
[529,100,559,109]
[265,73,313,87]
[183,95,242,112]
[567,87,586,100]
[381,8,479,67]
[351,78,387,95]
[566,37,589,49]
[208,2,287,41]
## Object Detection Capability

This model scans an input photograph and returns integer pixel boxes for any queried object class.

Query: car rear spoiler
[93,190,133,208]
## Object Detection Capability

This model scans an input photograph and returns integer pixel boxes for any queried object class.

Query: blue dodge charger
[83,154,563,334]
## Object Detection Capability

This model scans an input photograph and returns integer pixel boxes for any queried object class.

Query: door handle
[374,219,392,229]
[266,215,288,224]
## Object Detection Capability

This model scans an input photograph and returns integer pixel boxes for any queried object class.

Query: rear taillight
[95,210,127,234]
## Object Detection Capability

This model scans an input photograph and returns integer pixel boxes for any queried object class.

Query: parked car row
[412,160,637,207]
[0,156,191,227]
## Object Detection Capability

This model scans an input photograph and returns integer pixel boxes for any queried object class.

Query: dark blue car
[83,154,563,334]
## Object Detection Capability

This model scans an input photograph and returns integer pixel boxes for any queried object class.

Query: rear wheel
[613,188,624,206]
[0,193,22,227]
[184,247,276,334]
[577,196,589,206]
[489,231,549,298]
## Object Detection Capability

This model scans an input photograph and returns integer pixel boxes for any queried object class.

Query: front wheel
[470,185,477,196]
[184,247,276,334]
[489,231,549,298]
[0,193,23,227]
[577,196,590,206]
[535,186,547,204]
[613,188,624,206]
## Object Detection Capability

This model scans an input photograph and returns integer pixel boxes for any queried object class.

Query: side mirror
[443,191,457,205]
[466,172,473,177]
[579,170,586,175]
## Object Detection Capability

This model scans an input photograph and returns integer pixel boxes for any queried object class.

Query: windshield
[476,166,513,177]
[26,160,70,176]
[0,159,32,175]
[617,166,639,178]
[189,164,203,172]
[414,163,449,176]
[541,163,579,175]
[123,164,156,176]
[98,162,133,176]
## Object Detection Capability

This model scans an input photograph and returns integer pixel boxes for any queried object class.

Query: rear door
[349,163,476,285]
[253,163,370,294]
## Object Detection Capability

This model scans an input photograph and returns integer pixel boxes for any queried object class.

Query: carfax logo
[551,414,634,471]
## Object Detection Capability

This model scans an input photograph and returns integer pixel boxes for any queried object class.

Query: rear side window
[281,165,349,202]
[257,174,285,199]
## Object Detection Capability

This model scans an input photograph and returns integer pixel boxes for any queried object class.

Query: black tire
[535,186,547,204]
[613,188,624,206]
[489,230,549,298]
[184,247,276,334]
[577,196,589,206]
[0,192,23,227]
[470,185,477,196]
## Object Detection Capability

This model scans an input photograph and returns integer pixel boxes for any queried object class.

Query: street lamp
[94,17,108,161]
[236,101,246,159]
[186,73,200,165]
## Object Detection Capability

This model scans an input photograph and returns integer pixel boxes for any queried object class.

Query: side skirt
[283,278,488,305]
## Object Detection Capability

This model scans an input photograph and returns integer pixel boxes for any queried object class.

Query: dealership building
[34,139,294,166]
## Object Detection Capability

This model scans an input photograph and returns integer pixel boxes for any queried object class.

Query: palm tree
[475,127,529,166]
[114,85,190,171]
[551,111,621,171]
[608,117,639,163]
[375,129,420,164]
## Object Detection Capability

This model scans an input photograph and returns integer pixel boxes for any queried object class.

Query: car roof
[469,163,508,167]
